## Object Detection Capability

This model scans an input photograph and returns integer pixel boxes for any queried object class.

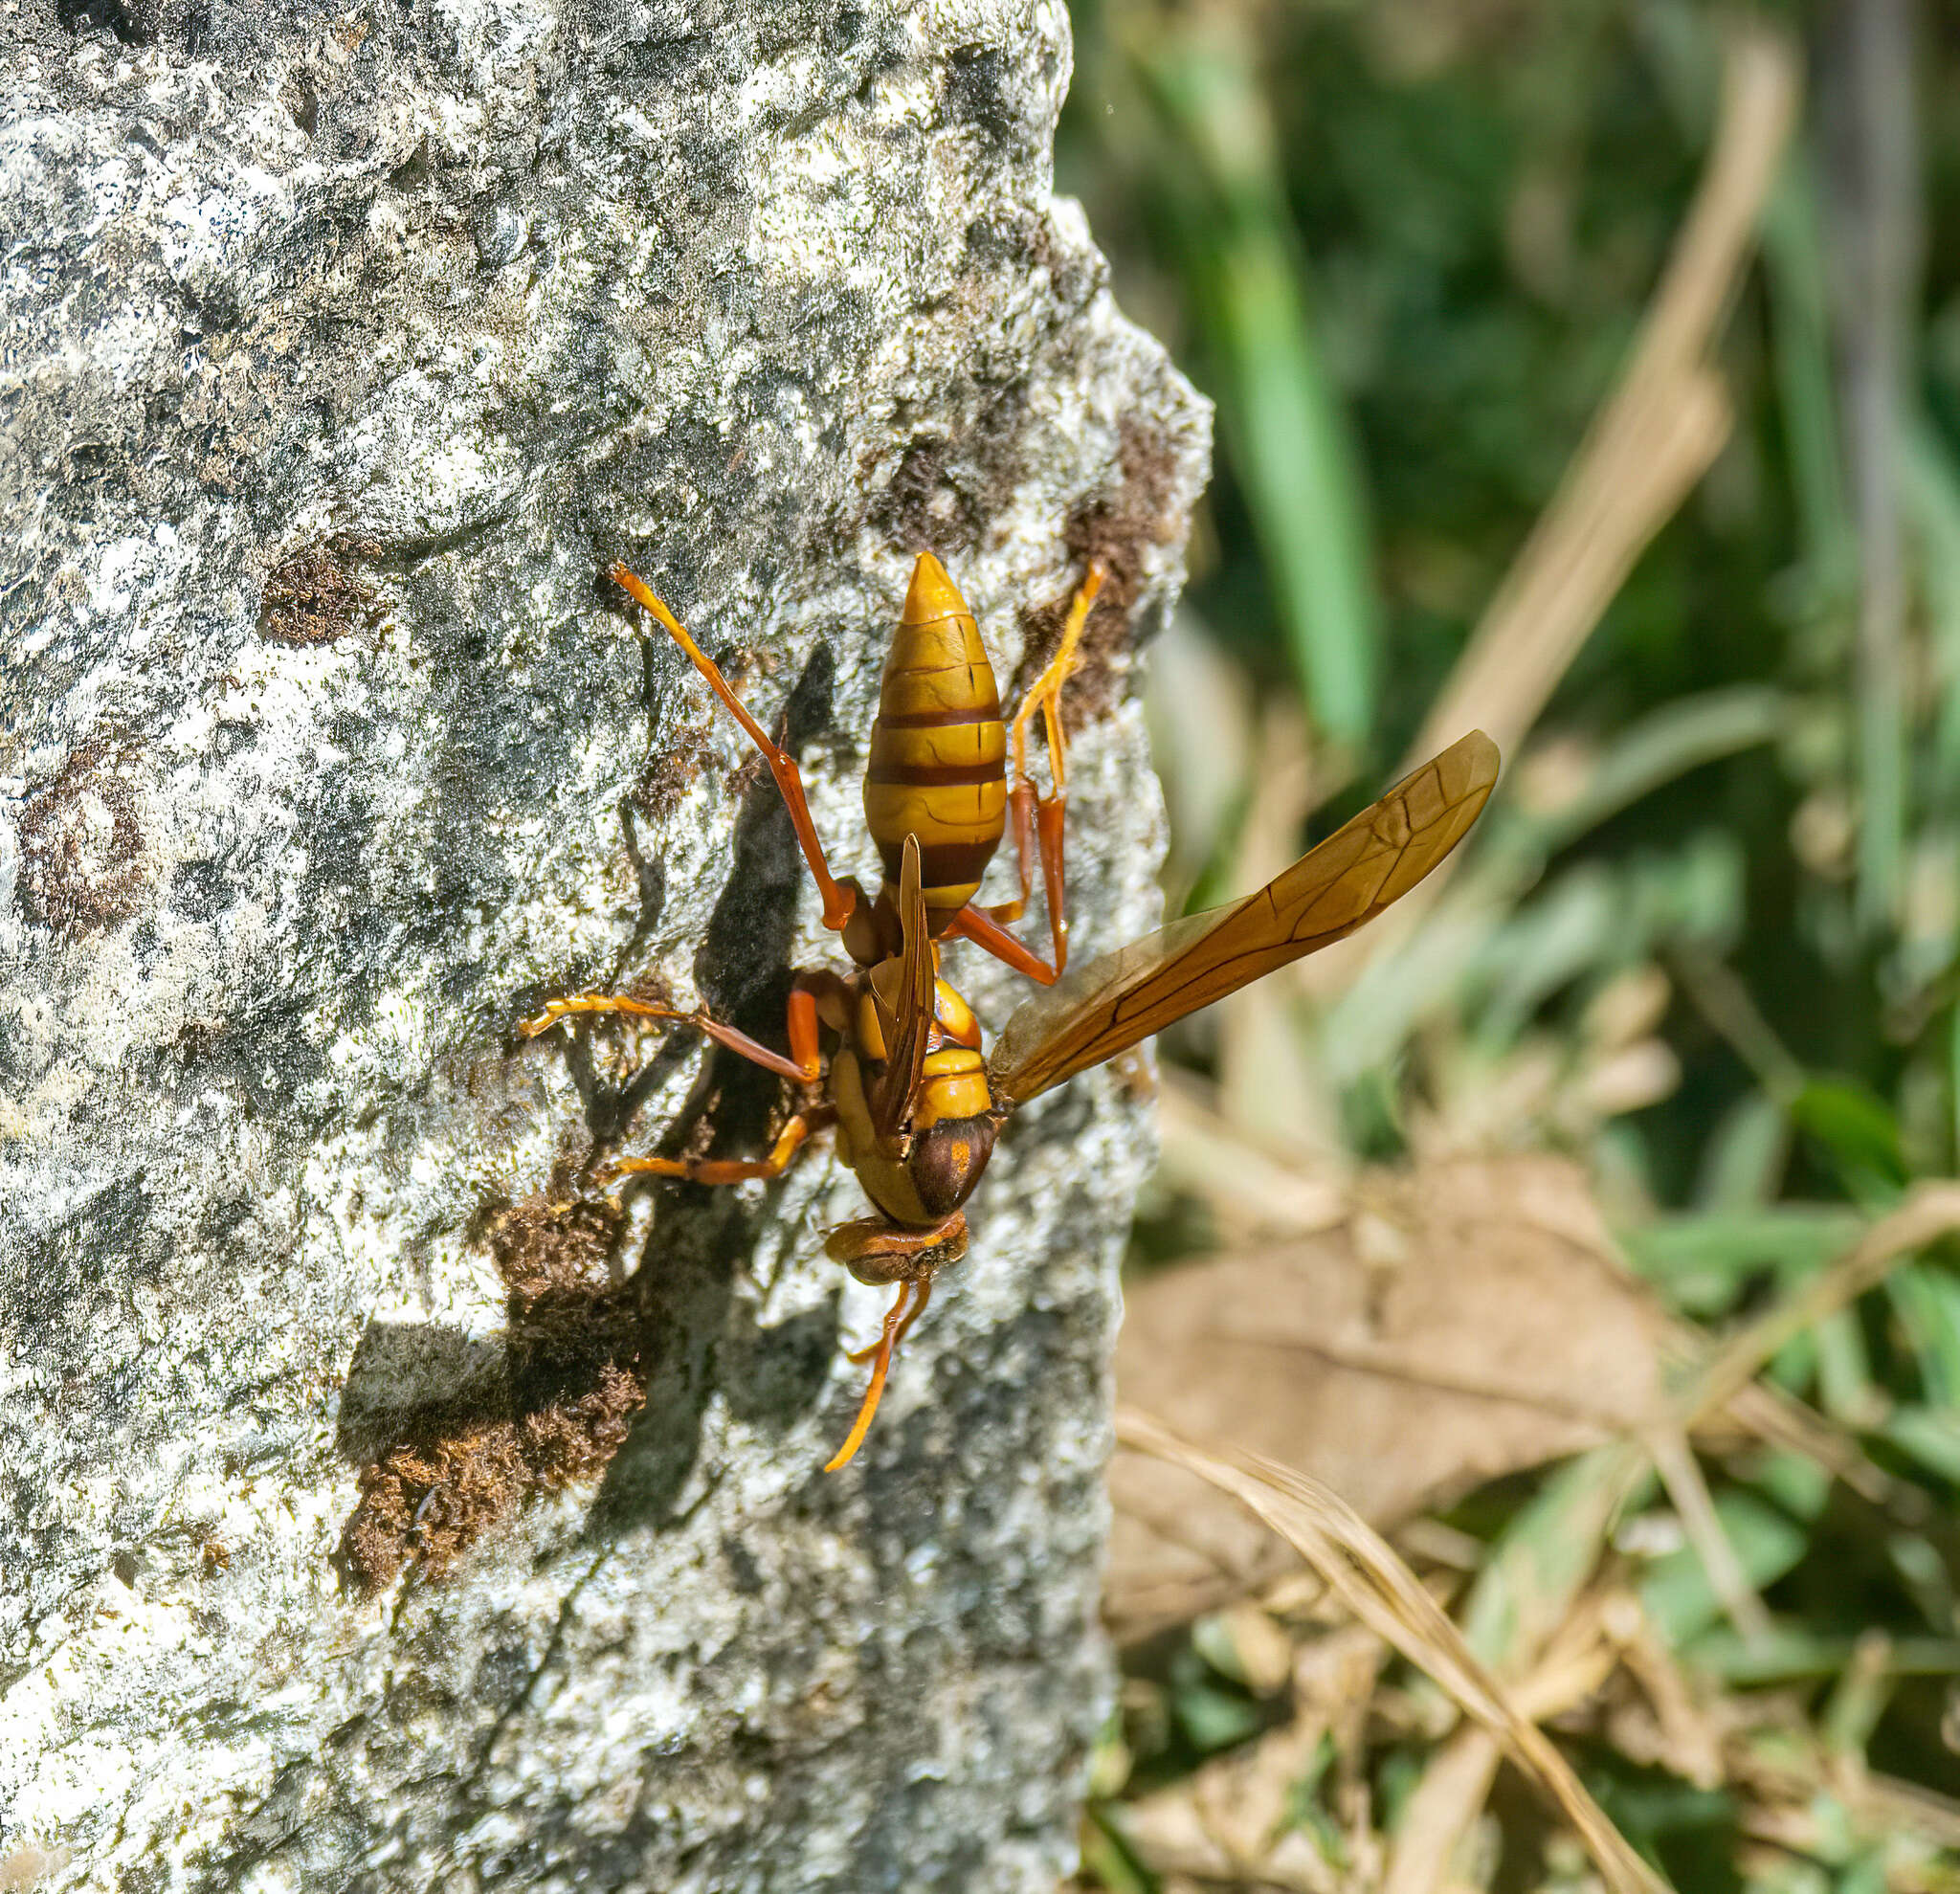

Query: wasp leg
[522,969,846,1084]
[844,1276,931,1364]
[608,561,859,934]
[600,1102,835,1187]
[969,561,1103,980]
[945,901,1058,986]
[824,1281,914,1473]
[820,1212,968,1471]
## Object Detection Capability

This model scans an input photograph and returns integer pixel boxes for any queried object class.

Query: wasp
[523,553,1499,1469]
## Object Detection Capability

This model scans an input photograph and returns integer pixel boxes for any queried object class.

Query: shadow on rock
[335,642,851,1590]
[334,1189,652,1592]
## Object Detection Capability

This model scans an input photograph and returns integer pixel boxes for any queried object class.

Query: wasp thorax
[861,553,1008,930]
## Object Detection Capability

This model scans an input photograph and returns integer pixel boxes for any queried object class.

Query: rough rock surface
[0,1,1208,1888]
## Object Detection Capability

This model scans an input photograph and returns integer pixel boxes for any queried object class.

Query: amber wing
[871,834,936,1149]
[987,729,1501,1106]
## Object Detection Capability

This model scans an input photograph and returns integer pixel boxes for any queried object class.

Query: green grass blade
[1683,1626,1960,1685]
[1131,30,1379,749]
[1459,1448,1648,1671]
[1878,1403,1960,1483]
[1904,416,1960,811]
[1760,153,1858,602]
[1619,1206,1862,1313]
[1640,1489,1812,1648]
[1531,687,1787,853]
[1884,1264,1960,1409]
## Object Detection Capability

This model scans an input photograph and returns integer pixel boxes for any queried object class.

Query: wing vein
[988,731,1501,1104]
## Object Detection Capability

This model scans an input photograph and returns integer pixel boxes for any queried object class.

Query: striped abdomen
[862,552,1006,929]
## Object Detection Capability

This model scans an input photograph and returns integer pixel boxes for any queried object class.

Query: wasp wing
[871,833,935,1152]
[987,729,1500,1106]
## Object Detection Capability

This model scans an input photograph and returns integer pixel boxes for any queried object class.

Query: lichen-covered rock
[0,1,1208,1889]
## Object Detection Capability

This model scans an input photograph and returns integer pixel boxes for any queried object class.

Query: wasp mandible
[523,553,1500,1468]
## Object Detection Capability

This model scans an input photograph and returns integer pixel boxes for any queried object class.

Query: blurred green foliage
[1058,1,1960,1886]
[1061,0,1960,1206]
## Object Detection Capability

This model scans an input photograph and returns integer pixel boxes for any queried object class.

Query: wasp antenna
[824,1282,913,1472]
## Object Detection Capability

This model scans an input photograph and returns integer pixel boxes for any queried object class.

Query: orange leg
[844,1277,932,1364]
[973,561,1102,979]
[824,1281,915,1472]
[820,1212,967,1471]
[521,970,844,1083]
[608,562,859,933]
[945,902,1059,986]
[599,1103,834,1187]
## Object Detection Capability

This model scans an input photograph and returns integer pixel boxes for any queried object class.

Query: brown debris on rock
[337,1192,648,1593]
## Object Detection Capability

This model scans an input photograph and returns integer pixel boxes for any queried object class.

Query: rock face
[0,1,1207,1888]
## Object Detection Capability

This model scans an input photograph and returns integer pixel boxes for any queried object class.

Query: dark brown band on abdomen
[864,757,1005,789]
[875,700,1003,728]
[913,836,999,888]
[866,557,1011,925]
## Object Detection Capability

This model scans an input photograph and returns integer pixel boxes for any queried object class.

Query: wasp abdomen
[862,553,1007,926]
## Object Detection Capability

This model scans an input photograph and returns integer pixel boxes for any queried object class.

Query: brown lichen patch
[336,1189,650,1593]
[258,533,383,645]
[16,738,147,937]
[482,1188,624,1300]
[632,720,716,821]
[874,434,973,554]
[1015,415,1191,734]
[867,385,1031,558]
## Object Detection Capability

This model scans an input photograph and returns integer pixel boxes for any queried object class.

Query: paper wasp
[523,553,1499,1469]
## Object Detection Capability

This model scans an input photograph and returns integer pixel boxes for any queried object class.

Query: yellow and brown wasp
[523,553,1499,1468]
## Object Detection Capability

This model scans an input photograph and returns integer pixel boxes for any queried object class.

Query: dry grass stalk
[1610,1612,1727,1792]
[1724,1709,1960,1852]
[1384,1592,1635,1894]
[1719,1378,1907,1513]
[1114,1406,1676,1894]
[1676,1181,1960,1427]
[1300,22,1800,999]
[1411,19,1798,764]
[1107,1153,1665,1641]
[1643,1425,1772,1646]
[1411,368,1731,774]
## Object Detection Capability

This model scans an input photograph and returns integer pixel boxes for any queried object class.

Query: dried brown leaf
[1109,1154,1664,1638]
